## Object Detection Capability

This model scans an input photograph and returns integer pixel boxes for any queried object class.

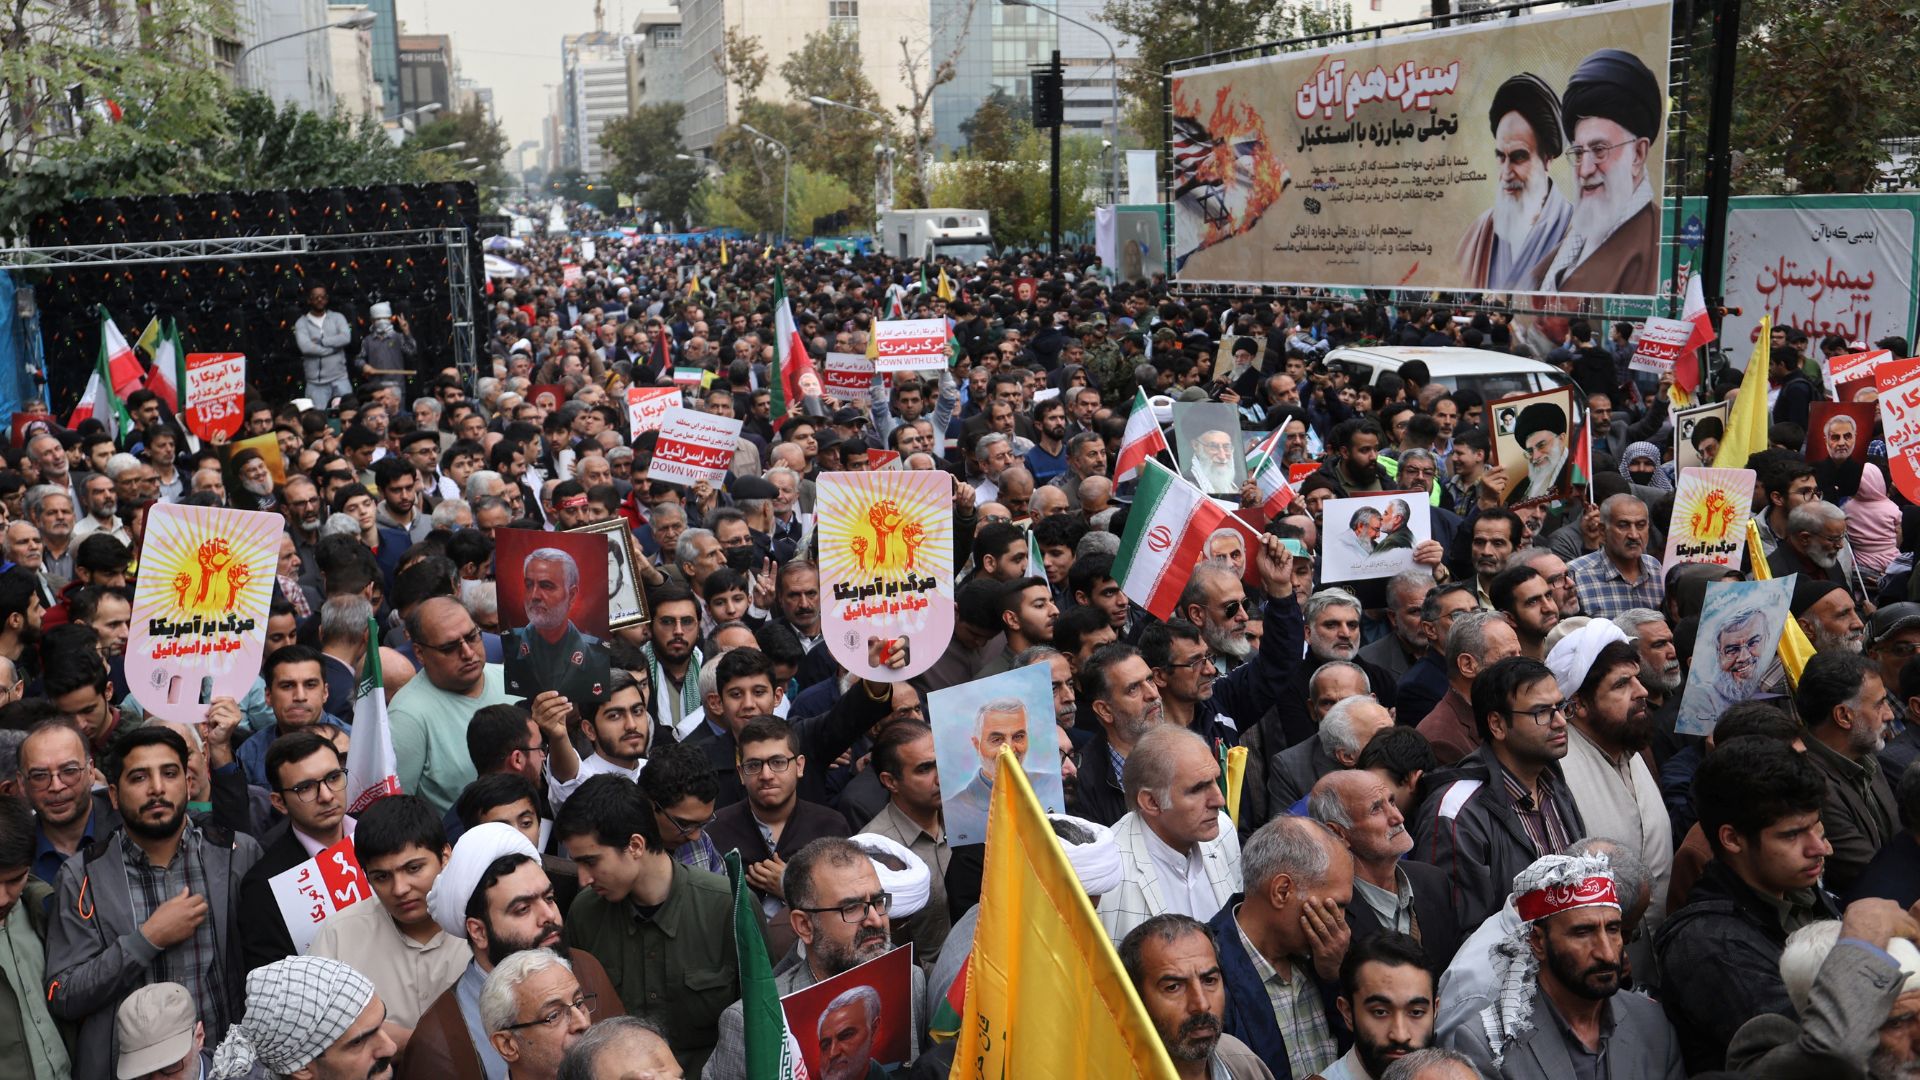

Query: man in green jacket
[0,794,70,1078]
[556,773,736,1076]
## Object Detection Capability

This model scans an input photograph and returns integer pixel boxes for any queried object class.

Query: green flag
[724,850,806,1078]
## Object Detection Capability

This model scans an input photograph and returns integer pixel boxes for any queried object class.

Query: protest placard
[872,319,950,373]
[1806,402,1875,463]
[184,353,246,441]
[1878,356,1920,502]
[1676,576,1796,736]
[1320,493,1431,583]
[269,838,371,954]
[646,407,743,486]
[1824,347,1889,397]
[125,503,281,722]
[866,449,901,470]
[625,386,681,438]
[1674,400,1731,471]
[929,664,1063,846]
[824,352,875,395]
[817,470,954,682]
[1490,386,1575,506]
[1661,467,1755,572]
[781,946,917,1080]
[1629,318,1695,376]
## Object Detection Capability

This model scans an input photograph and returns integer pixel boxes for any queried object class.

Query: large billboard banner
[1170,0,1673,298]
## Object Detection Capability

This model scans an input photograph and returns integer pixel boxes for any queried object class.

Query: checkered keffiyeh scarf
[1483,853,1619,1066]
[210,955,375,1078]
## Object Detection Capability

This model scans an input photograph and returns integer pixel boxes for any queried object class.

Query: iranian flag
[769,267,818,422]
[726,850,809,1078]
[98,308,145,397]
[1674,267,1715,396]
[1115,460,1230,620]
[345,618,400,812]
[148,318,187,414]
[1244,429,1298,523]
[68,366,122,441]
[1112,388,1170,483]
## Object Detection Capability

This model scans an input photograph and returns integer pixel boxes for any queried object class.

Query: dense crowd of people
[2,204,1920,1080]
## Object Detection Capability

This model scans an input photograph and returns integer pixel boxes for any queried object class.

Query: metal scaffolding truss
[0,228,480,390]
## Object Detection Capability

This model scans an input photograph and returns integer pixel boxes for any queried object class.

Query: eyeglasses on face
[503,993,598,1032]
[799,892,892,923]
[1506,702,1567,727]
[738,754,796,776]
[280,768,348,802]
[422,627,484,656]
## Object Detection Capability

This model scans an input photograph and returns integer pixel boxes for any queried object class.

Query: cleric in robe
[1456,73,1573,291]
[1507,402,1570,503]
[504,546,611,705]
[1532,49,1664,296]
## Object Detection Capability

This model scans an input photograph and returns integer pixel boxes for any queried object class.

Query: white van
[1324,345,1575,404]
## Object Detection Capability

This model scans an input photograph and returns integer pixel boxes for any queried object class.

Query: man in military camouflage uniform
[504,546,611,708]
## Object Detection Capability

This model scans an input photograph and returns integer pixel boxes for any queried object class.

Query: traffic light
[1030,69,1062,128]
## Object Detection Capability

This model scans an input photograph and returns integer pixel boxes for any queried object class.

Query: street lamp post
[237,10,378,90]
[808,95,895,215]
[999,0,1120,205]
[740,123,791,243]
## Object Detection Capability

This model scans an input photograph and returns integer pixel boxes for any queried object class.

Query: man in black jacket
[1410,656,1587,932]
[1654,734,1840,1075]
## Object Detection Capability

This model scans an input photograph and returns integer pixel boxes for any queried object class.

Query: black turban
[1488,73,1564,159]
[1514,402,1568,445]
[1561,48,1663,140]
[1689,416,1724,448]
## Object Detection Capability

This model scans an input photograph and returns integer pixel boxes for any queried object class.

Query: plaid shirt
[1566,549,1665,620]
[1233,914,1339,1078]
[122,825,228,1035]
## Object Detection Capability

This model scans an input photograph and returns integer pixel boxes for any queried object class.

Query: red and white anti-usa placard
[626,386,681,438]
[184,353,246,441]
[1878,356,1920,502]
[824,352,875,395]
[1629,318,1694,377]
[646,407,743,487]
[871,318,949,373]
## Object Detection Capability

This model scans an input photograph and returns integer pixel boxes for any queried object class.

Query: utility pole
[1700,0,1741,396]
[1031,50,1063,256]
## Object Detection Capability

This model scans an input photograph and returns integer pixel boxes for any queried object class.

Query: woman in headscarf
[1619,440,1673,491]
[1847,461,1902,588]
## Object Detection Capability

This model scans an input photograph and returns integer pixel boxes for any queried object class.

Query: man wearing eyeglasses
[20,717,118,885]
[482,948,594,1080]
[1412,655,1587,931]
[1533,49,1664,296]
[706,837,926,1080]
[238,730,357,972]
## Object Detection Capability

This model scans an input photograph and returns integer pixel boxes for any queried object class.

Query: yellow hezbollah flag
[720,237,730,266]
[1224,745,1248,827]
[1746,517,1814,684]
[953,749,1177,1080]
[937,266,956,302]
[1715,316,1771,471]
[134,316,163,360]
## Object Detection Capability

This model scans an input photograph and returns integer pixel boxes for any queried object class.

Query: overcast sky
[395,0,646,156]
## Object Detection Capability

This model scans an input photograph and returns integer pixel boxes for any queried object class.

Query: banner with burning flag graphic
[1169,0,1673,297]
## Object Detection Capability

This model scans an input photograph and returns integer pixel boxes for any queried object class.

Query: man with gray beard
[1684,607,1773,727]
[1456,73,1573,290]
[1534,49,1665,295]
[1798,650,1898,895]
[1174,562,1253,671]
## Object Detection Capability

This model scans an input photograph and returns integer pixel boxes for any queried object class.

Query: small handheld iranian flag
[769,268,818,422]
[345,618,400,812]
[673,366,704,388]
[1244,428,1298,523]
[726,850,809,1078]
[98,307,145,397]
[1112,388,1170,484]
[1114,460,1230,620]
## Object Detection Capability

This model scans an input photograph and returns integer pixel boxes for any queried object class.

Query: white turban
[210,956,375,1078]
[1545,618,1631,700]
[850,833,930,918]
[1050,814,1124,896]
[427,821,540,940]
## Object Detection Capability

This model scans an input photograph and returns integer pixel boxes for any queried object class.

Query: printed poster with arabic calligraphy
[125,503,281,722]
[1660,467,1754,574]
[817,471,955,682]
[1170,0,1671,297]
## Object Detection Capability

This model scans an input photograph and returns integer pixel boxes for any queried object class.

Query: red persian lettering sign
[1879,357,1920,502]
[1629,318,1694,376]
[184,353,245,440]
[646,407,744,486]
[872,318,950,373]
